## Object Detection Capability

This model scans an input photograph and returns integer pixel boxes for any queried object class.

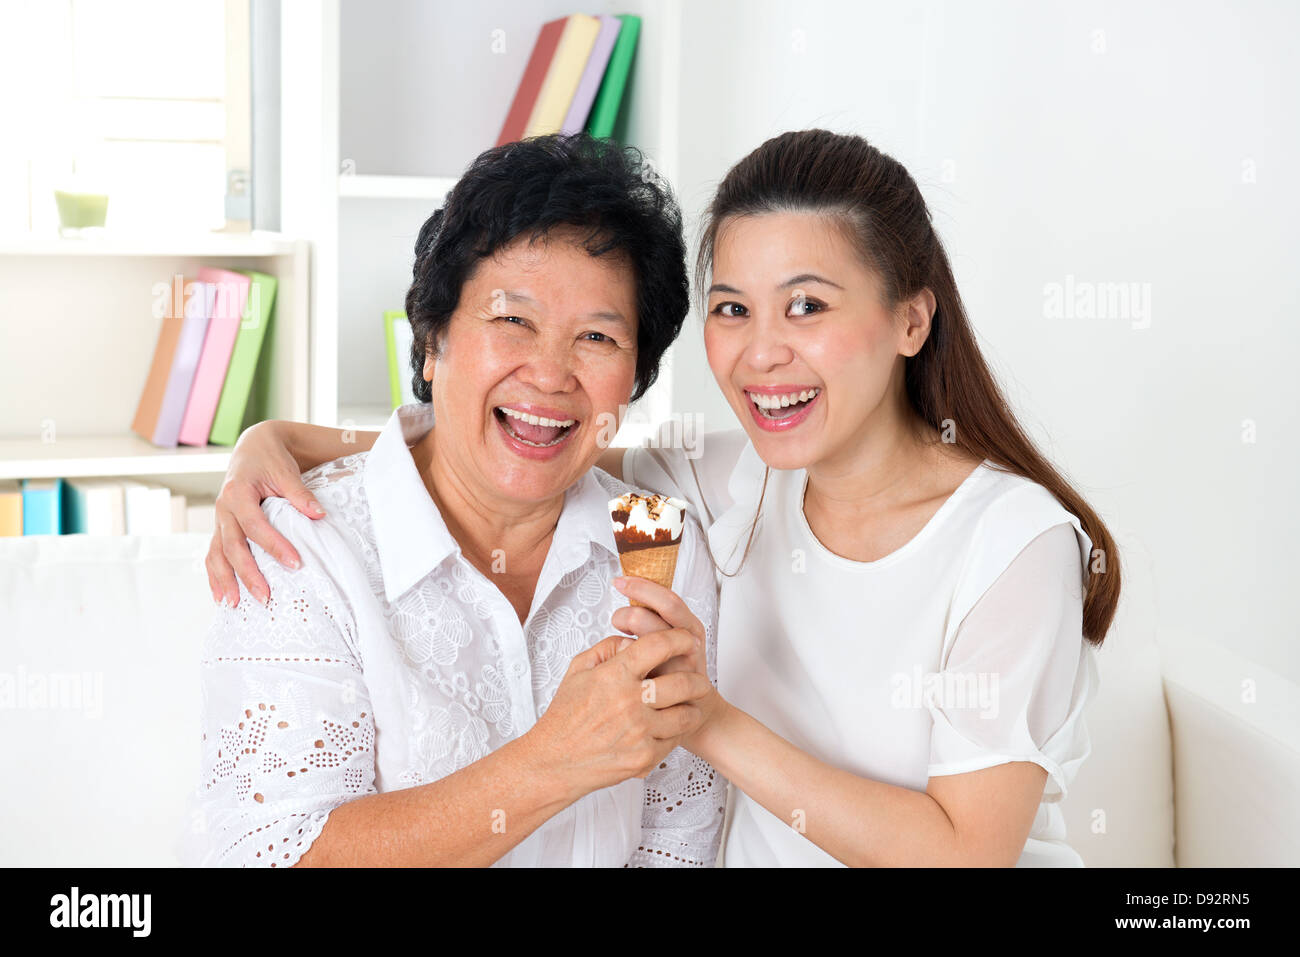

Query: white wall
[668,0,1300,682]
[330,0,682,429]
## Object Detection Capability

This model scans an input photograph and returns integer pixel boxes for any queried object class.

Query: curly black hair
[403,133,689,403]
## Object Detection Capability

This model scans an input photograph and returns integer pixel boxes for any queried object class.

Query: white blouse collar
[363,404,620,604]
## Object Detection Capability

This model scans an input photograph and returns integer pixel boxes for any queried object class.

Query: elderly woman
[182,134,725,867]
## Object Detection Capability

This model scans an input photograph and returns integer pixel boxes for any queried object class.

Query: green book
[209,270,278,446]
[385,310,418,409]
[584,14,641,139]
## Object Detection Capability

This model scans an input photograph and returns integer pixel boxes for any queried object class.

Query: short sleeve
[179,503,377,867]
[926,522,1097,802]
[622,425,749,530]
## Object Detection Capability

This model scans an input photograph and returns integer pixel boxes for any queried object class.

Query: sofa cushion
[0,534,211,866]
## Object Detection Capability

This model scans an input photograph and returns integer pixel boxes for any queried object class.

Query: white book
[170,493,188,533]
[186,496,216,535]
[122,481,173,535]
[64,478,127,535]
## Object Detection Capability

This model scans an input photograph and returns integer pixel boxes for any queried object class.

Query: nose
[741,311,796,373]
[516,334,579,394]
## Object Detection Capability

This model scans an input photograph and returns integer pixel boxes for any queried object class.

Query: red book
[496,17,567,147]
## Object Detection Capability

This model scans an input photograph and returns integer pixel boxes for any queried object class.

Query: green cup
[54,190,109,230]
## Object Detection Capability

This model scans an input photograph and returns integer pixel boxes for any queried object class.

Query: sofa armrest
[1160,637,1300,866]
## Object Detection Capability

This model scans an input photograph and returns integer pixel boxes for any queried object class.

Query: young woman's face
[703,211,924,472]
[425,227,639,505]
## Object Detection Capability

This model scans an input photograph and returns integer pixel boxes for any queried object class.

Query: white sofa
[2,533,1297,866]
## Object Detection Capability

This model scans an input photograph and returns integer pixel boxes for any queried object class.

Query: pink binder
[178,267,251,446]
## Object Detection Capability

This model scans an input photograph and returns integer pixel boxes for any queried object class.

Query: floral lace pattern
[188,430,725,867]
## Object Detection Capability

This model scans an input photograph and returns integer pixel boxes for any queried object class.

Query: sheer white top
[181,405,726,867]
[625,428,1099,867]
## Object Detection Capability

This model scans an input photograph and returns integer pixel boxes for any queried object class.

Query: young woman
[208,129,1119,867]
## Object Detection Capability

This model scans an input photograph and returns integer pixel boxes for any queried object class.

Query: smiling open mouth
[494,406,578,448]
[747,388,821,420]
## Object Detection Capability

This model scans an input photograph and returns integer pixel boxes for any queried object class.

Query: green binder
[209,270,277,446]
[584,14,641,139]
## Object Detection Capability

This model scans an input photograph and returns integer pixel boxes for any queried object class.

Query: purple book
[561,15,622,134]
[152,278,214,448]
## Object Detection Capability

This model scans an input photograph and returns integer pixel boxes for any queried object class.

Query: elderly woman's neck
[409,430,564,574]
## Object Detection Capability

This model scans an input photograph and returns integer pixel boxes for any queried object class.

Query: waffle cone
[618,543,680,606]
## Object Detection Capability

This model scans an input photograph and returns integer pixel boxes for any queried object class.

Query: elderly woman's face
[425,227,639,504]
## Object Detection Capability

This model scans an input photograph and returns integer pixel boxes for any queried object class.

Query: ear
[422,330,440,382]
[899,287,937,358]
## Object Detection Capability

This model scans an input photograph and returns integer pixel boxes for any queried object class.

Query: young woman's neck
[803,381,936,518]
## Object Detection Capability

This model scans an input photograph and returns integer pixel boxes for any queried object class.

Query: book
[132,282,187,444]
[185,496,216,535]
[585,15,642,139]
[63,478,127,535]
[208,270,277,446]
[179,268,251,446]
[21,479,63,535]
[170,493,188,533]
[385,310,419,409]
[122,480,172,535]
[0,480,22,536]
[496,17,567,146]
[525,15,602,138]
[145,277,215,448]
[562,15,623,134]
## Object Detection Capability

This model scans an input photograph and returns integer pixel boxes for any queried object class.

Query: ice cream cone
[617,542,680,606]
[608,491,688,607]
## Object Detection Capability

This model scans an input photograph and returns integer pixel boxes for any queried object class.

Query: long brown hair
[695,129,1119,645]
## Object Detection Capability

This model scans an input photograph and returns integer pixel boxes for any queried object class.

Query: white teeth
[745,388,820,410]
[514,433,567,448]
[496,406,577,428]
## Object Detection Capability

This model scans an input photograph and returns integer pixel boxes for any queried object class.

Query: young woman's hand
[609,576,708,678]
[609,576,729,750]
[206,420,326,607]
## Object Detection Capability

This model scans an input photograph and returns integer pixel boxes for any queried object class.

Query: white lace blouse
[180,404,726,867]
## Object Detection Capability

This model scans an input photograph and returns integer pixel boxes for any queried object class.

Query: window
[0,0,250,235]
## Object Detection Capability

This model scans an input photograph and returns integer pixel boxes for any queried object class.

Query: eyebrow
[499,290,630,326]
[708,273,844,295]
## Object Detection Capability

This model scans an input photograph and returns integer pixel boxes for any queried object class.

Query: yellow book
[0,480,22,536]
[524,14,602,138]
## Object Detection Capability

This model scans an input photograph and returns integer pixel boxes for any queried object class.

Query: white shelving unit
[0,436,233,481]
[0,232,300,258]
[281,0,682,446]
[0,232,310,485]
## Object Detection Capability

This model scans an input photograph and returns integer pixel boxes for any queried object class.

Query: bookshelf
[0,234,310,485]
[0,436,232,481]
[0,1,680,502]
[282,0,682,447]
[0,233,300,258]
